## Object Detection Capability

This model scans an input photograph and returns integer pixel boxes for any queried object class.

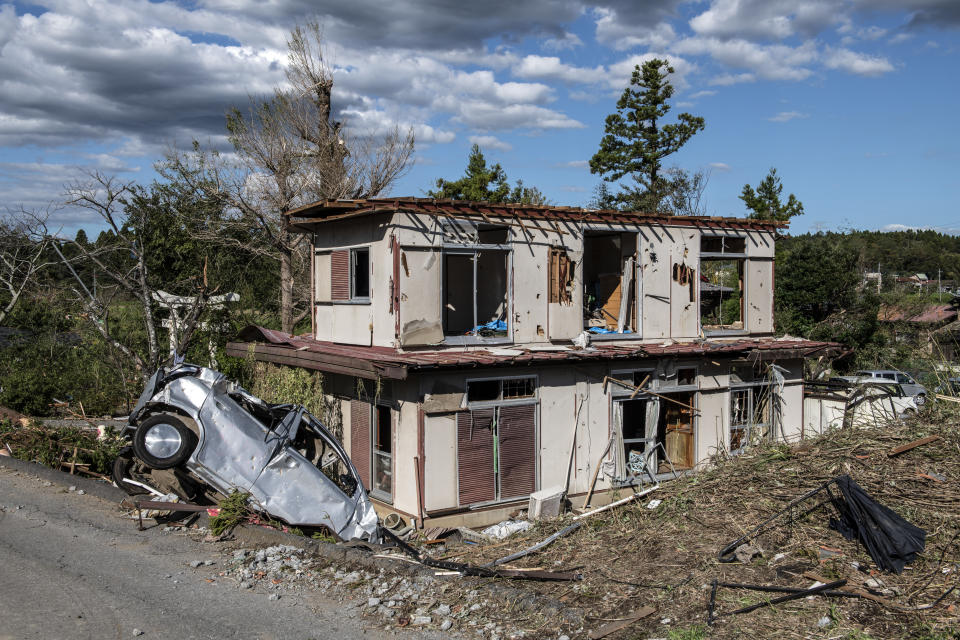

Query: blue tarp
[470,319,508,333]
[587,327,632,334]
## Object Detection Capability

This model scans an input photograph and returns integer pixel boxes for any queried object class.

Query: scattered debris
[482,519,533,540]
[587,606,655,639]
[887,435,941,457]
[718,474,926,574]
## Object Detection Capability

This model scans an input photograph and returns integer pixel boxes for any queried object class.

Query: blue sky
[0,0,958,236]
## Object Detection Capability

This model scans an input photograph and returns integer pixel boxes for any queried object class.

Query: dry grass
[429,407,960,639]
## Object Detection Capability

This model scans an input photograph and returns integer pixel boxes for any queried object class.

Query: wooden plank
[588,606,656,639]
[887,435,940,457]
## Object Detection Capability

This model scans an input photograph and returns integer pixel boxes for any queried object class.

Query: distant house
[879,301,959,357]
[227,198,838,529]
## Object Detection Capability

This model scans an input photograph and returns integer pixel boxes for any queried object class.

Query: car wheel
[112,447,151,495]
[132,413,197,470]
[915,394,926,406]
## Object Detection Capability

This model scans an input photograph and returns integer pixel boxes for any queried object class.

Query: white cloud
[690,89,717,99]
[560,185,586,192]
[768,111,809,122]
[672,37,817,81]
[513,56,604,85]
[542,31,582,52]
[689,0,841,41]
[594,7,677,50]
[556,160,589,168]
[888,33,913,44]
[823,48,895,76]
[469,135,512,152]
[709,162,731,171]
[709,72,756,85]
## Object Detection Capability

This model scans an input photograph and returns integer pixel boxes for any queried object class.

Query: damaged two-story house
[226,198,838,529]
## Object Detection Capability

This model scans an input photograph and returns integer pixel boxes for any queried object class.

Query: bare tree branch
[161,20,414,332]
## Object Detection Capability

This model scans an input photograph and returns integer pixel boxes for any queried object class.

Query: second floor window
[331,247,370,302]
[351,248,370,299]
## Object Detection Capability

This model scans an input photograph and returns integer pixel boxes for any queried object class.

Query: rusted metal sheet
[229,326,840,380]
[285,197,788,231]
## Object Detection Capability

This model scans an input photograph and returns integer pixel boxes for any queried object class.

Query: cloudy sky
[0,0,958,235]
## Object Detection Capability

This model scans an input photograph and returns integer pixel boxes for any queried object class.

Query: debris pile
[0,420,123,477]
[428,410,960,638]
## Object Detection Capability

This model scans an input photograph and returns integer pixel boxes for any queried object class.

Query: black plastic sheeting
[719,474,926,575]
[829,474,926,574]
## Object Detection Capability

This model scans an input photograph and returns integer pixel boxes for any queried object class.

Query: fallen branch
[887,435,940,457]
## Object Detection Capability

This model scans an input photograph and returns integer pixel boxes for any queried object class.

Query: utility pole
[877,262,881,295]
[939,268,942,302]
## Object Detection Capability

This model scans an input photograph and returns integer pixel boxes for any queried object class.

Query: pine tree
[740,168,804,221]
[589,59,704,213]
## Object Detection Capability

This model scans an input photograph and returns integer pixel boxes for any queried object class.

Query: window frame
[440,245,513,345]
[350,247,371,302]
[700,234,748,335]
[369,403,393,503]
[466,375,539,408]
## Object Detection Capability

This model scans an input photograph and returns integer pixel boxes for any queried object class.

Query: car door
[189,385,286,497]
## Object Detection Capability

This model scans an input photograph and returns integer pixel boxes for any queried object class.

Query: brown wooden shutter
[497,403,537,499]
[350,400,371,489]
[457,409,495,505]
[331,249,350,300]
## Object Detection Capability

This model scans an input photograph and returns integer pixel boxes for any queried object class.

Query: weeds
[209,490,253,536]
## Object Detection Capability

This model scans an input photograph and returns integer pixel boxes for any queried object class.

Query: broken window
[583,232,637,333]
[700,235,745,331]
[617,391,695,478]
[729,365,773,454]
[443,249,509,339]
[549,248,574,304]
[372,405,392,499]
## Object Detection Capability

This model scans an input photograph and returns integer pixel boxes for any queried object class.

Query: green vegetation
[428,144,547,204]
[209,490,253,536]
[589,58,705,213]
[741,167,804,221]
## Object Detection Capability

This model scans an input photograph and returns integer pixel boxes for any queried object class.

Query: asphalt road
[0,465,447,640]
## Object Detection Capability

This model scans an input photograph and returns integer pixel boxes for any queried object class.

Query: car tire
[915,394,926,406]
[112,448,148,495]
[132,413,197,470]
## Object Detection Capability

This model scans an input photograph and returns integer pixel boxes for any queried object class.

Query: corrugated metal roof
[227,326,839,381]
[284,197,787,231]
[878,304,956,324]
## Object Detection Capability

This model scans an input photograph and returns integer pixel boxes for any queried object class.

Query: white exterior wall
[313,213,394,346]
[407,356,807,517]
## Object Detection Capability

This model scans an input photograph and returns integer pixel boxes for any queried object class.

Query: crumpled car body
[126,363,380,542]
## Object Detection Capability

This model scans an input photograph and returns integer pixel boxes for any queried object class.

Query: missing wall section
[443,249,509,339]
[700,235,745,332]
[583,232,637,334]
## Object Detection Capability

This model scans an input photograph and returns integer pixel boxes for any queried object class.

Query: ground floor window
[618,391,696,476]
[349,401,393,500]
[729,384,772,454]
[456,403,536,505]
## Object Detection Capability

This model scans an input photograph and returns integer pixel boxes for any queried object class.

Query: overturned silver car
[113,363,380,542]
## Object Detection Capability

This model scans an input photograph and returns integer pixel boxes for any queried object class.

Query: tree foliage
[589,59,705,213]
[740,167,804,221]
[428,144,547,204]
